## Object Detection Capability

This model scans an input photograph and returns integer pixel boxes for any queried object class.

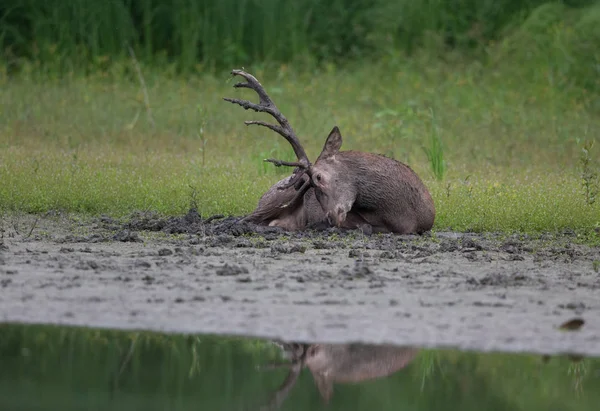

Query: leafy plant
[577,138,598,205]
[196,105,209,168]
[423,108,446,181]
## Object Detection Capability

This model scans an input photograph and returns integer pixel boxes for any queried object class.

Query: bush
[1,0,597,77]
[492,2,600,94]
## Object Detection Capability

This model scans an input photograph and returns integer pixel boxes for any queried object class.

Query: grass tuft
[577,138,599,206]
[423,108,447,181]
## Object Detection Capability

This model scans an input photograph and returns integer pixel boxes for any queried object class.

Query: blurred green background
[1,0,599,87]
[1,323,598,411]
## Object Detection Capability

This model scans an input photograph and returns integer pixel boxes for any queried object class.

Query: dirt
[1,209,600,357]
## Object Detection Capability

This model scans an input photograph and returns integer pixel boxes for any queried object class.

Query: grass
[5,0,592,73]
[0,1,598,236]
[422,108,447,181]
[2,323,599,411]
[1,49,599,235]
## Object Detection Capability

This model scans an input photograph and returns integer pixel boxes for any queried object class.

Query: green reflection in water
[0,323,598,411]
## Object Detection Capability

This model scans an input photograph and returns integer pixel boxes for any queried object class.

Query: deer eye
[316,174,322,182]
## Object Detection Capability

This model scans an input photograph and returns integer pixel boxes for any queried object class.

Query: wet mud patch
[1,210,600,357]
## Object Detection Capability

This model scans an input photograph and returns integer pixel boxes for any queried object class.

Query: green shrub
[493,2,600,94]
[1,0,597,76]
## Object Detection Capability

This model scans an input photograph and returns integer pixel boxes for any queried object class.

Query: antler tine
[255,342,308,411]
[259,358,304,411]
[230,69,274,107]
[224,69,312,171]
[273,168,311,191]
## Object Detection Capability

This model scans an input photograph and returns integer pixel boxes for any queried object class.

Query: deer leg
[338,210,392,235]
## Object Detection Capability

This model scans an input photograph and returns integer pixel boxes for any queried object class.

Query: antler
[257,343,308,411]
[224,69,312,189]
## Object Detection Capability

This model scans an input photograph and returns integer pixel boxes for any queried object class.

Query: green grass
[0,2,599,236]
[6,0,598,74]
[2,2,600,236]
[1,51,599,235]
[1,323,599,411]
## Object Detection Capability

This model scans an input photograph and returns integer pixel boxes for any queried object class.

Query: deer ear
[317,126,343,161]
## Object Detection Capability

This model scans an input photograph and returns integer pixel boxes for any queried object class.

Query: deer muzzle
[327,207,347,227]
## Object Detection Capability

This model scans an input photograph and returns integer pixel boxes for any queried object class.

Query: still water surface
[1,323,598,410]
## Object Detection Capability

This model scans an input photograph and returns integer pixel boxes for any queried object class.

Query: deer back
[305,344,419,384]
[341,151,434,214]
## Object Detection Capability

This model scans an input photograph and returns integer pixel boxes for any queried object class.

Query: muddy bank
[1,210,600,357]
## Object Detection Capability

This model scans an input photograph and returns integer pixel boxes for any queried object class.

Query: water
[0,323,598,411]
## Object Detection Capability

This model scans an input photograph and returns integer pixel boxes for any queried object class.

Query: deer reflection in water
[257,342,419,410]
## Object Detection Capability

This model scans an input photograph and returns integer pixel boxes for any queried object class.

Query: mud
[1,210,600,357]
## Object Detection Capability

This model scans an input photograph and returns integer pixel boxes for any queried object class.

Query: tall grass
[1,0,599,82]
[423,108,447,181]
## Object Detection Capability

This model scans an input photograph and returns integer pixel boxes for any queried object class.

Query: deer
[224,69,435,235]
[256,342,419,410]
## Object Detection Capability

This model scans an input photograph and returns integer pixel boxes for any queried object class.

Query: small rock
[461,237,483,251]
[135,260,151,268]
[113,230,141,242]
[216,263,248,276]
[348,249,362,258]
[236,277,252,283]
[313,240,334,249]
[271,242,290,254]
[379,251,397,259]
[560,302,586,311]
[289,244,307,253]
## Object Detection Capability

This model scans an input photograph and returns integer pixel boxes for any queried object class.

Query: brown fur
[245,128,435,234]
[242,174,327,230]
[225,69,435,235]
[259,342,419,409]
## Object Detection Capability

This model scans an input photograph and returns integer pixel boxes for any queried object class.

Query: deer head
[223,70,350,223]
[310,126,358,227]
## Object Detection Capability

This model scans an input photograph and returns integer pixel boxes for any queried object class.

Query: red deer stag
[257,342,419,410]
[224,69,435,234]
